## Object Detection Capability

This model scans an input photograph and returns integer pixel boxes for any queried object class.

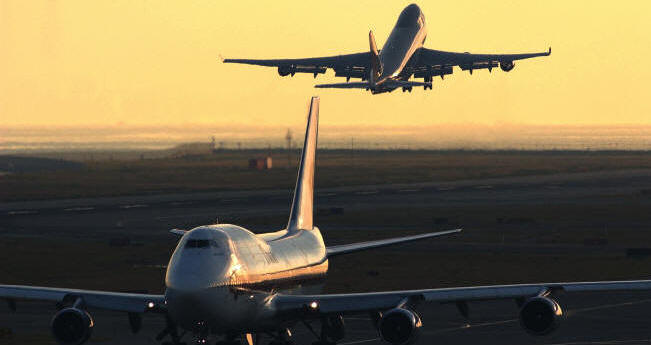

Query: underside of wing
[412,47,551,81]
[326,229,461,257]
[223,52,371,80]
[0,284,164,313]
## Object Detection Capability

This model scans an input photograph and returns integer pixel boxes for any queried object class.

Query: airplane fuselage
[372,4,427,94]
[164,225,328,333]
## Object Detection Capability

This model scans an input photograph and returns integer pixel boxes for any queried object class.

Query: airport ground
[2,151,651,344]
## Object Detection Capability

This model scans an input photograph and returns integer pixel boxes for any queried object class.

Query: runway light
[309,301,319,310]
[147,302,155,309]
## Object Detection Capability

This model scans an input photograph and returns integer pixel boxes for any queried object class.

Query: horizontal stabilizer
[315,80,432,90]
[170,229,187,237]
[315,82,370,89]
[326,229,461,257]
[385,80,432,88]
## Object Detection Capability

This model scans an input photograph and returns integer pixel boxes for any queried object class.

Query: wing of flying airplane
[223,52,371,80]
[413,47,551,80]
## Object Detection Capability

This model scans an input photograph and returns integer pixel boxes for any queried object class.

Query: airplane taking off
[4,97,651,345]
[223,4,551,94]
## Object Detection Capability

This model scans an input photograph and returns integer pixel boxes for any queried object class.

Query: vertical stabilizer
[287,97,319,232]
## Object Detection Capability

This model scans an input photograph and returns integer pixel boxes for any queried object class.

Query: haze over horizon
[2,1,650,129]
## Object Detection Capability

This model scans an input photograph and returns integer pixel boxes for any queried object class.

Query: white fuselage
[164,225,328,333]
[373,4,428,91]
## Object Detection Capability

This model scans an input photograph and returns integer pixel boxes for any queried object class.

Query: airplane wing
[274,280,651,315]
[413,47,551,79]
[0,284,165,313]
[326,229,461,257]
[223,52,370,80]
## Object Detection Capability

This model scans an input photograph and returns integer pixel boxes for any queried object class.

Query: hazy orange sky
[1,1,650,127]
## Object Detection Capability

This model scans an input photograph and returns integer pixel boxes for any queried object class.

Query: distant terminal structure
[249,156,273,170]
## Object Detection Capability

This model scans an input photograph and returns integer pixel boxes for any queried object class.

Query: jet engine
[519,296,563,336]
[500,60,515,72]
[377,308,422,345]
[278,66,294,76]
[51,307,94,345]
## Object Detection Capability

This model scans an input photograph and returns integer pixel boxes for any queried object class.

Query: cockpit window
[397,5,420,28]
[185,239,219,249]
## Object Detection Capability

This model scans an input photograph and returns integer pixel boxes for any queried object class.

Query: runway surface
[2,169,651,240]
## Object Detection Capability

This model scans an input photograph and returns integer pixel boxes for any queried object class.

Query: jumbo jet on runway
[223,4,550,94]
[3,97,651,345]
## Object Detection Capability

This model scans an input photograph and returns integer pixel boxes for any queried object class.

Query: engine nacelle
[519,296,563,336]
[278,66,294,77]
[51,308,94,345]
[500,60,515,72]
[378,308,422,345]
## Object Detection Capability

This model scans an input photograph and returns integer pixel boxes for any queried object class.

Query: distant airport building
[249,156,272,170]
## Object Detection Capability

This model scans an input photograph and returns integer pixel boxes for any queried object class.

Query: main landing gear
[402,86,412,93]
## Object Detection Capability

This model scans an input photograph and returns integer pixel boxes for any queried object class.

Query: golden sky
[1,1,650,127]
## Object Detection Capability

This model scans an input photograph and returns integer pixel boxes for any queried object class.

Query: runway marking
[398,189,421,193]
[321,193,338,197]
[437,187,455,191]
[355,191,379,195]
[119,204,148,209]
[6,210,37,215]
[429,318,518,334]
[156,213,214,220]
[64,207,95,212]
[169,201,193,206]
[340,338,380,345]
[571,298,651,314]
[474,185,494,189]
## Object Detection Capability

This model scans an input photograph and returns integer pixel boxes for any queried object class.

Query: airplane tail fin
[287,97,319,232]
[369,30,382,80]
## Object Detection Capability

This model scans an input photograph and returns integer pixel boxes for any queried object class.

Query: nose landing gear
[268,329,294,345]
[158,315,187,345]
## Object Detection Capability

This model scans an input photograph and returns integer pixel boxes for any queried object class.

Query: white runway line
[156,213,215,220]
[437,187,455,191]
[169,201,193,206]
[119,204,148,209]
[398,189,421,193]
[6,210,37,215]
[571,298,651,314]
[355,190,379,195]
[63,207,95,212]
[429,318,518,334]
